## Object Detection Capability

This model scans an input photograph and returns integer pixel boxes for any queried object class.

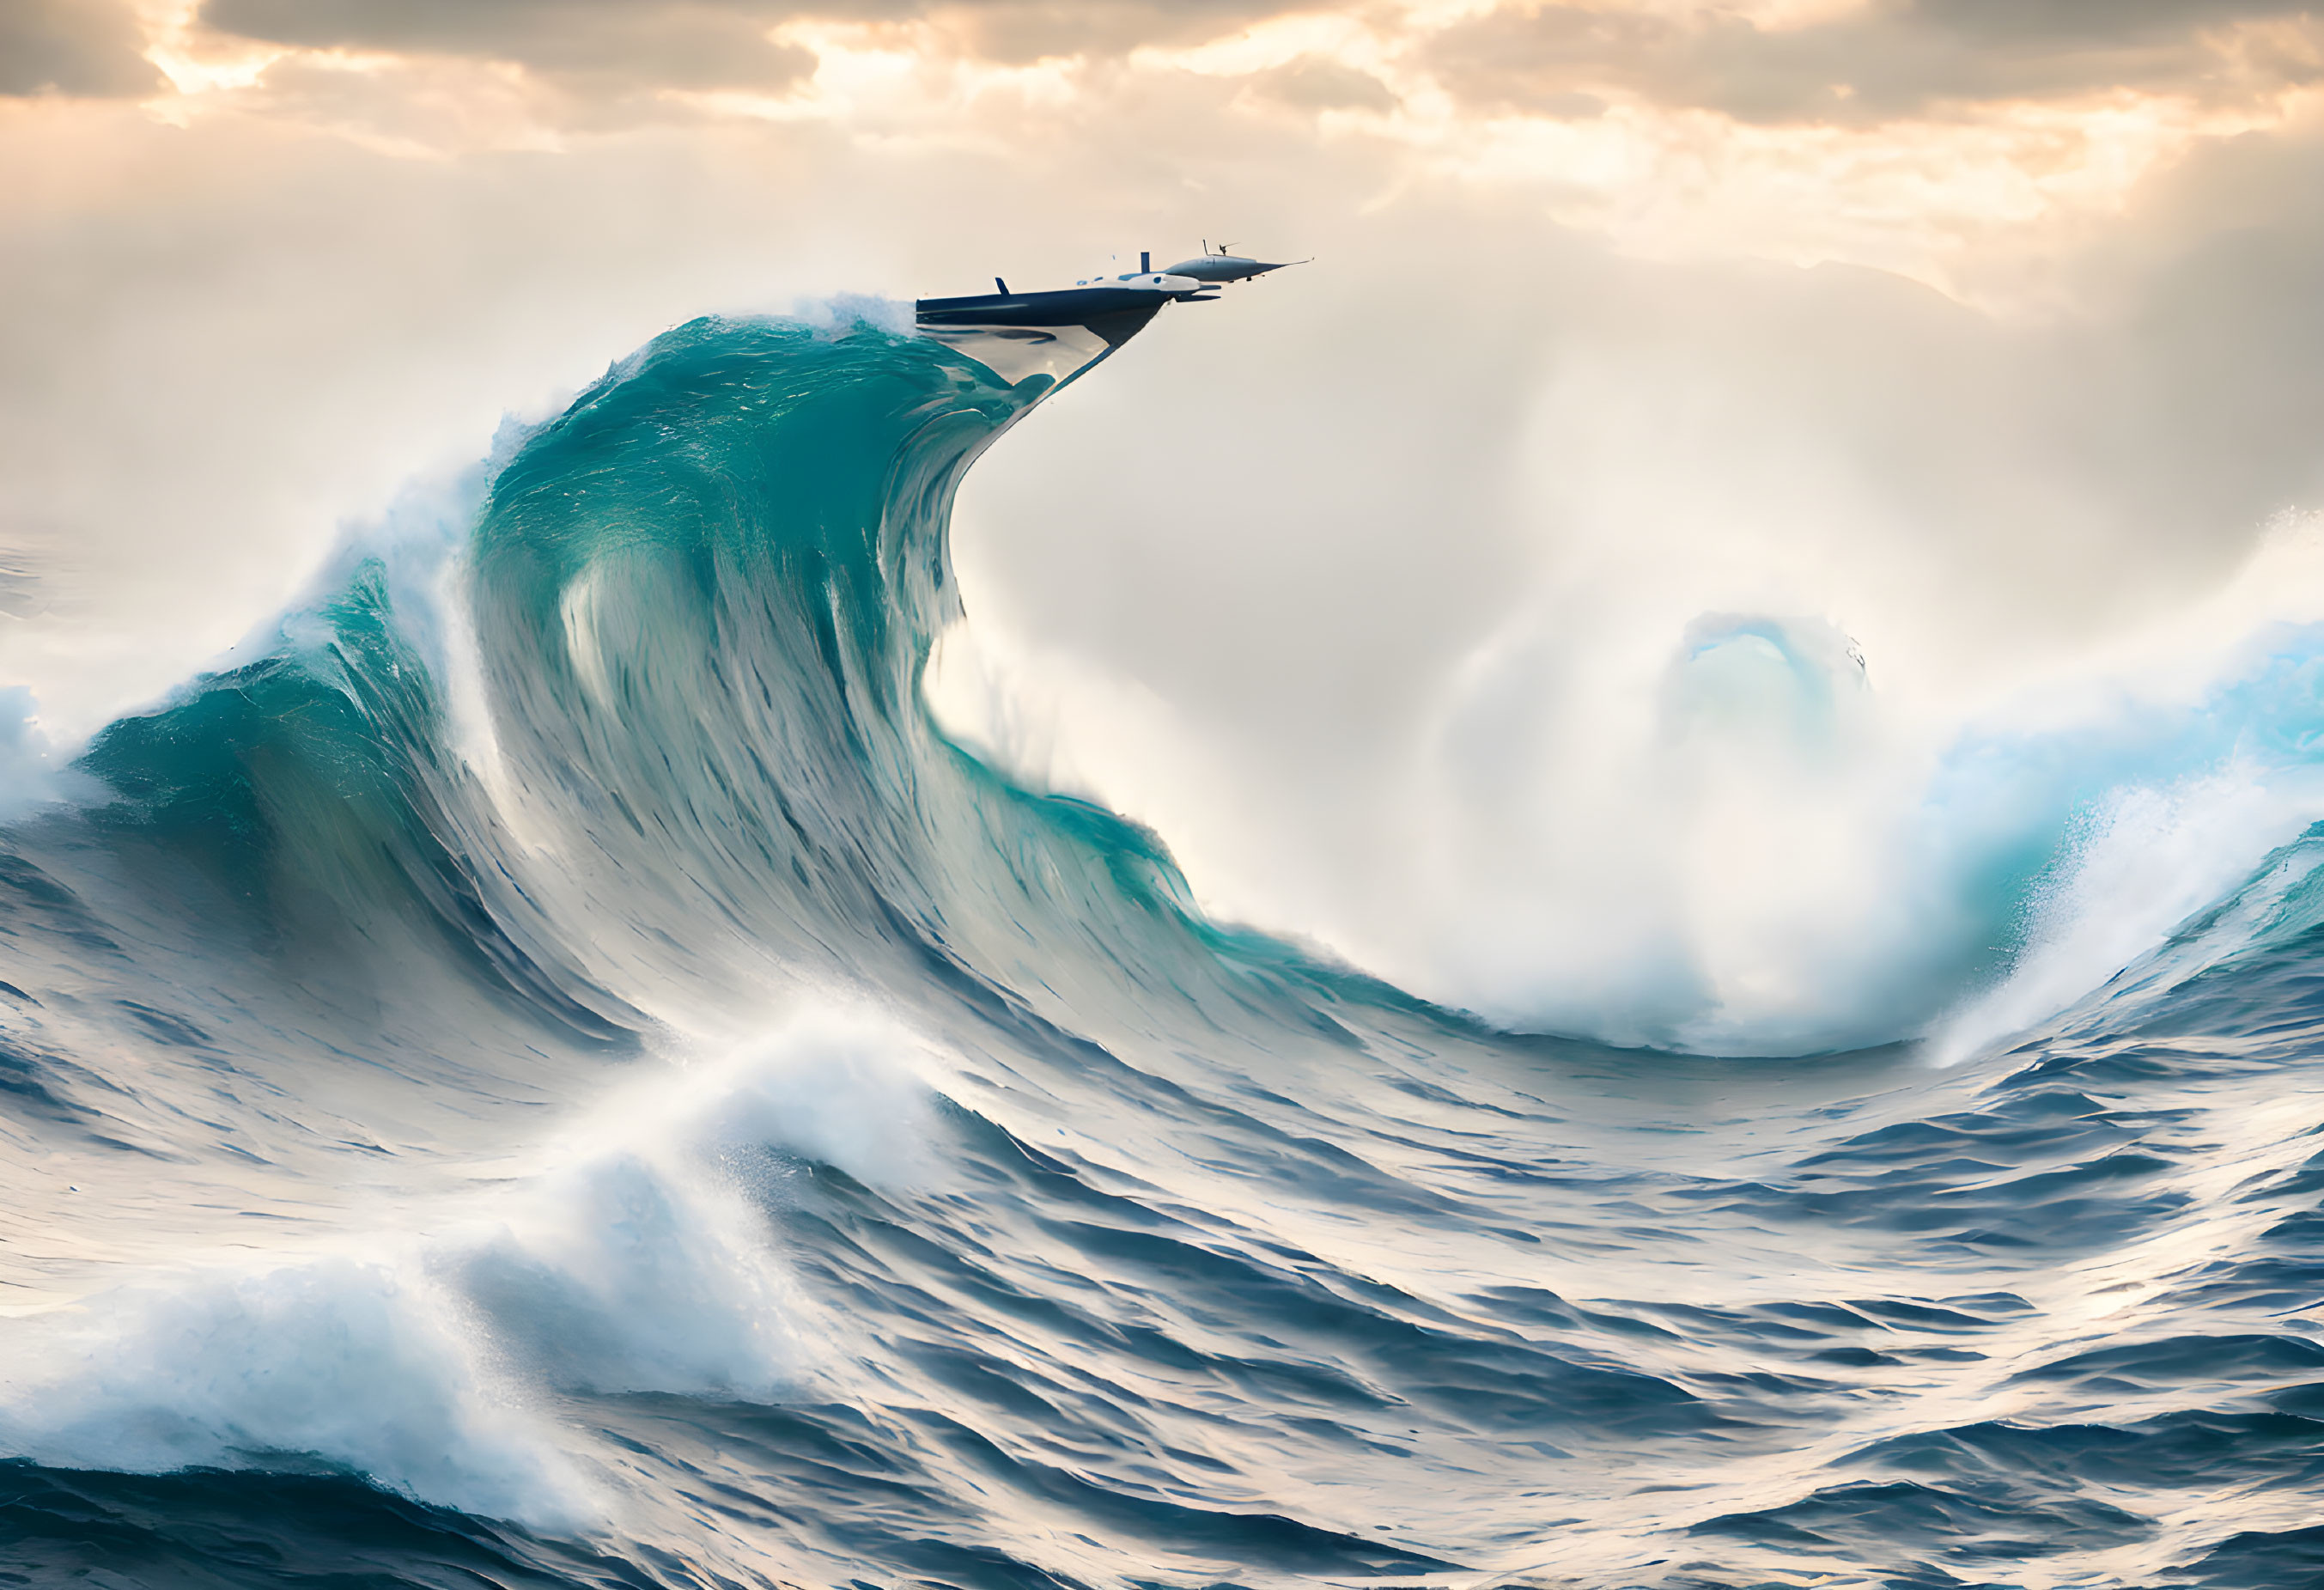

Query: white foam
[0,685,92,820]
[0,1002,950,1523]
[1929,770,2322,1065]
[789,294,916,338]
[0,1257,597,1526]
[939,439,2324,1055]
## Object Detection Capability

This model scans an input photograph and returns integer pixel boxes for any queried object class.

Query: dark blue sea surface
[3,319,2322,1588]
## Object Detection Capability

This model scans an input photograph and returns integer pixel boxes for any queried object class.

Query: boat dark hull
[915,285,1191,347]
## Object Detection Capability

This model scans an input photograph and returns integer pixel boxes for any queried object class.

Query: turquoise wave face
[52,320,1229,1052]
[3,314,2324,1587]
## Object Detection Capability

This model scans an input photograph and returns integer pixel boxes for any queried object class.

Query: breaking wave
[3,314,2323,1587]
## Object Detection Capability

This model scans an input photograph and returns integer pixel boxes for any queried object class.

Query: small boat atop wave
[1158,241,1306,286]
[914,244,1299,383]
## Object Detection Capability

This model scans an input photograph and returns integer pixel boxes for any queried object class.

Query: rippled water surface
[3,319,2322,1589]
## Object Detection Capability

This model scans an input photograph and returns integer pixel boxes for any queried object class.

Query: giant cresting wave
[3,309,2324,1587]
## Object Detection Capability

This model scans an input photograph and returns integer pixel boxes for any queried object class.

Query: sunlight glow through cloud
[78,0,2324,304]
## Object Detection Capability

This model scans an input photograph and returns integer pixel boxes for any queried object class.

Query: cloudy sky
[11,0,2324,716]
[10,0,2324,1039]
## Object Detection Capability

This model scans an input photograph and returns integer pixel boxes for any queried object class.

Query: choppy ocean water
[2,316,2321,1587]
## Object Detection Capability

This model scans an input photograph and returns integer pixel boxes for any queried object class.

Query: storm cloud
[181,0,2324,122]
[1430,0,2324,125]
[198,0,1308,93]
[1,0,161,98]
[201,0,821,93]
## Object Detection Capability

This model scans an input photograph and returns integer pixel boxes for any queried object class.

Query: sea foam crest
[0,1003,944,1524]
